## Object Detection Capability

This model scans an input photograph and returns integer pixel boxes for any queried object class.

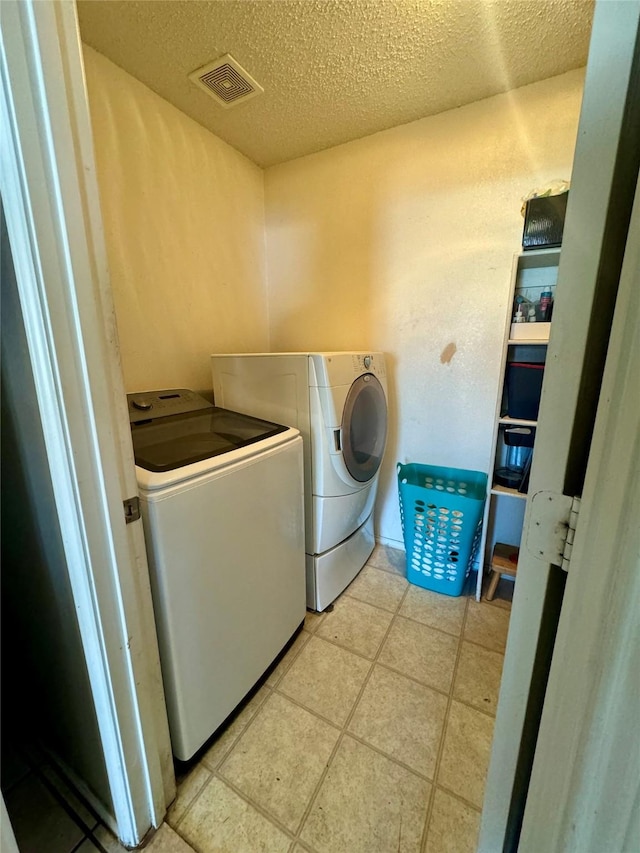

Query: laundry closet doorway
[1,1,174,846]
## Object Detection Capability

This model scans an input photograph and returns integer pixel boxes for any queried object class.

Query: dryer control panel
[310,352,387,388]
[351,352,386,380]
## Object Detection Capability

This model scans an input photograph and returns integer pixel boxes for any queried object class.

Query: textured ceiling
[77,0,594,168]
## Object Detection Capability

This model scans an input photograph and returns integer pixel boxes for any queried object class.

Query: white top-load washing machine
[128,389,305,760]
[210,353,388,610]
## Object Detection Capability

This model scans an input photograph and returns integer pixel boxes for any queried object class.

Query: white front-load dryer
[308,353,388,553]
[211,352,389,611]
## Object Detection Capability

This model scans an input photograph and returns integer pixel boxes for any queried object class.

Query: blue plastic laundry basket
[398,463,487,596]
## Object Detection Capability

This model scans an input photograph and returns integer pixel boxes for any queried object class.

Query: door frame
[519,173,640,853]
[1,0,173,845]
[479,1,640,849]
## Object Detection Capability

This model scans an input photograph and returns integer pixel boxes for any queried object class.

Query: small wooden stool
[486,543,519,601]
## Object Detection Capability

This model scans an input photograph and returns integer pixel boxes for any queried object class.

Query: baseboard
[375,534,405,551]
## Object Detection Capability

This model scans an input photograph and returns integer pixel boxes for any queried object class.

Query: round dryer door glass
[341,374,387,483]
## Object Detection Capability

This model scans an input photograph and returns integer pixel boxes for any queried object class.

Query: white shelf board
[507,338,550,346]
[491,484,528,499]
[509,322,551,342]
[517,247,561,267]
[498,416,538,427]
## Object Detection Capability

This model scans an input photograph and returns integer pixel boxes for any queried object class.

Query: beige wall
[83,46,268,394]
[264,69,584,546]
[83,46,583,550]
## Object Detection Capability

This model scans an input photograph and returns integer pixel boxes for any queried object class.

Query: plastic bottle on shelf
[539,290,553,321]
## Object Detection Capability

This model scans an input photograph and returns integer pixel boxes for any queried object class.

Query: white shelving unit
[475,247,561,601]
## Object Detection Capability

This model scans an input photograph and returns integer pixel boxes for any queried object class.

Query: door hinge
[123,495,140,524]
[526,491,582,571]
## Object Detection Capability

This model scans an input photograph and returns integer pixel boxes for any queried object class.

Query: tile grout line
[173,604,498,848]
[173,752,301,848]
[364,557,514,614]
[299,626,502,721]
[213,771,298,844]
[375,656,501,722]
[204,686,275,769]
[364,579,439,847]
[366,555,406,576]
[23,756,106,853]
[214,712,338,853]
[270,684,435,785]
[174,597,500,849]
[172,620,326,848]
[339,599,510,659]
[269,629,500,768]
[341,569,488,641]
[170,680,280,833]
[373,655,460,699]
[271,635,500,741]
[170,623,317,842]
[170,554,504,851]
[265,628,313,689]
[289,579,414,849]
[336,729,434,782]
[435,782,484,815]
[343,590,403,615]
[324,572,507,712]
[319,600,466,650]
[169,767,213,833]
[206,574,492,848]
[420,592,472,853]
[460,634,509,657]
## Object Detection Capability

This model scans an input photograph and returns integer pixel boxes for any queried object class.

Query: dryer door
[341,374,387,483]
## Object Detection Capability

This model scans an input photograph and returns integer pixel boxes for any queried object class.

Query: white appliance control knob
[364,355,371,369]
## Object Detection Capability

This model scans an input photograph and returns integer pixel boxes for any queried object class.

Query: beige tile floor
[4,545,511,853]
[161,544,513,853]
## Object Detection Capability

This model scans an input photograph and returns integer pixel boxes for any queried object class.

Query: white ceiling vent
[189,54,263,109]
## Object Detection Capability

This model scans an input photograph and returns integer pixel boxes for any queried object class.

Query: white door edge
[0,0,173,845]
[520,174,640,853]
[478,2,640,849]
[1,795,20,853]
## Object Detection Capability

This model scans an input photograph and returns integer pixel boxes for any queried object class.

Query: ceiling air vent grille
[189,54,263,109]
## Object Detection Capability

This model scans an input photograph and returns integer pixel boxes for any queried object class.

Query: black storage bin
[522,191,568,250]
[507,363,545,420]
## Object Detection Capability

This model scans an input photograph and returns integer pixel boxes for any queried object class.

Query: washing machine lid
[129,391,289,473]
